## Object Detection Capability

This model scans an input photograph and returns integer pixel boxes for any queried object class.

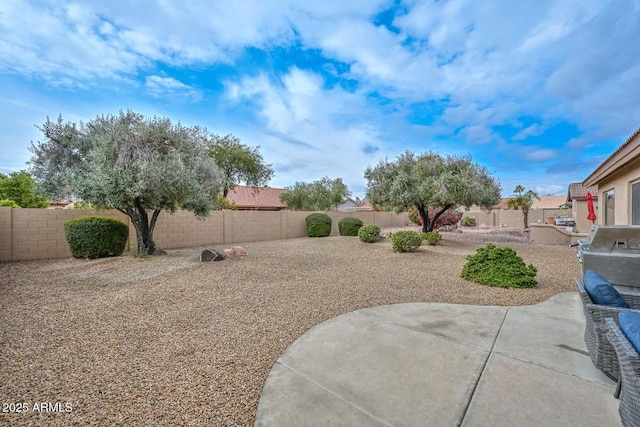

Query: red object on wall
[586,192,597,222]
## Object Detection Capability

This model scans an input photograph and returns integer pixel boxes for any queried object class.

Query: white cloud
[144,76,201,100]
[534,184,565,195]
[525,148,559,162]
[513,124,545,141]
[225,67,388,192]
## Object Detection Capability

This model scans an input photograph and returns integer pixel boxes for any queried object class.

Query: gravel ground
[0,227,580,426]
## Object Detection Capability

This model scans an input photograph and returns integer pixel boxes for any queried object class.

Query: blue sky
[1,0,639,198]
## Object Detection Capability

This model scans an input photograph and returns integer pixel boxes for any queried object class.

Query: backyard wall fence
[0,207,409,261]
[461,208,568,229]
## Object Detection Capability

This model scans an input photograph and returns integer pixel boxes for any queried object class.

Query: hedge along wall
[0,207,409,261]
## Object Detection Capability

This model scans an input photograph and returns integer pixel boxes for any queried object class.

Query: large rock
[232,246,248,257]
[201,249,225,262]
[220,246,248,259]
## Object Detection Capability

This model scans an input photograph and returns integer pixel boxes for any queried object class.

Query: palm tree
[506,185,540,229]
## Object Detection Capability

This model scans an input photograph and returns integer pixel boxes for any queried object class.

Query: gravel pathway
[0,228,580,426]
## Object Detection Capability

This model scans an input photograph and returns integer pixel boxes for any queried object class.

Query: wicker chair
[575,279,640,380]
[605,317,640,427]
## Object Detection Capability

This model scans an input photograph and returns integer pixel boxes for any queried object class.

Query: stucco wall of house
[596,157,640,226]
[572,199,598,233]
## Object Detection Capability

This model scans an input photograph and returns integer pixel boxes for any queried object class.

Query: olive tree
[280,176,351,211]
[206,134,274,197]
[364,151,501,232]
[29,111,221,255]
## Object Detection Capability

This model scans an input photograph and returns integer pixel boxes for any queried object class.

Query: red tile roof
[225,185,287,210]
[568,183,598,200]
[493,198,511,210]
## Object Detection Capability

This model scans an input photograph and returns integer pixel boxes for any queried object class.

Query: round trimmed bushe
[64,216,129,259]
[422,231,442,246]
[358,224,380,243]
[305,213,332,237]
[338,217,363,236]
[390,230,423,252]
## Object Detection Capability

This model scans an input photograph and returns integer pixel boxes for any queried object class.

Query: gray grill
[576,225,640,292]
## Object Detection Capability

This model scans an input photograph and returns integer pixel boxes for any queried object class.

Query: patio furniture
[605,316,640,427]
[576,274,640,380]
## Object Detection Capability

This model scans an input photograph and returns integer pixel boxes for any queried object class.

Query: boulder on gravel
[219,247,248,259]
[232,246,248,257]
[201,249,225,262]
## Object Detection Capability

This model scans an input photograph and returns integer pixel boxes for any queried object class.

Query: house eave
[583,128,640,187]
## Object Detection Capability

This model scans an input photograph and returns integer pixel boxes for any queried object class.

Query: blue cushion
[619,311,640,353]
[583,270,630,308]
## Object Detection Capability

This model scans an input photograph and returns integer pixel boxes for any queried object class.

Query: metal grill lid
[580,225,640,252]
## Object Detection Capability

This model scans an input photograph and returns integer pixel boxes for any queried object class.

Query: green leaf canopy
[29,110,221,254]
[364,151,501,232]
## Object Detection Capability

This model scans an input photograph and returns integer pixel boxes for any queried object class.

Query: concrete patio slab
[254,363,389,427]
[273,312,491,426]
[515,292,585,323]
[494,309,614,385]
[255,293,623,426]
[357,303,507,351]
[462,353,621,427]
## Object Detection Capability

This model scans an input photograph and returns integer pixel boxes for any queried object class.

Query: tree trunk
[119,198,160,255]
[418,204,453,232]
[416,204,432,232]
[130,216,157,255]
[522,207,529,229]
[431,205,452,231]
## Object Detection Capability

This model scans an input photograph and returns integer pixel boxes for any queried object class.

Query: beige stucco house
[583,128,640,225]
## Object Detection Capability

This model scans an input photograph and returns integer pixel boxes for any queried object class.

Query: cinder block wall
[153,210,224,249]
[0,207,12,261]
[0,208,408,261]
[6,208,130,261]
[283,211,310,239]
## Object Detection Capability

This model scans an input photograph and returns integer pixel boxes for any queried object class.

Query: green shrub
[64,216,129,259]
[338,217,363,236]
[390,230,423,252]
[358,224,380,243]
[408,206,421,225]
[0,199,20,208]
[305,213,332,237]
[216,195,238,210]
[460,216,477,227]
[71,201,94,209]
[422,231,442,246]
[461,243,537,288]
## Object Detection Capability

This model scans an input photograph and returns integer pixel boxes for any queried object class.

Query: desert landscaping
[0,227,580,426]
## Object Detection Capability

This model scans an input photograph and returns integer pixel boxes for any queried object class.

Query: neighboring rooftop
[225,185,287,210]
[530,195,568,210]
[568,183,599,201]
[493,198,511,210]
